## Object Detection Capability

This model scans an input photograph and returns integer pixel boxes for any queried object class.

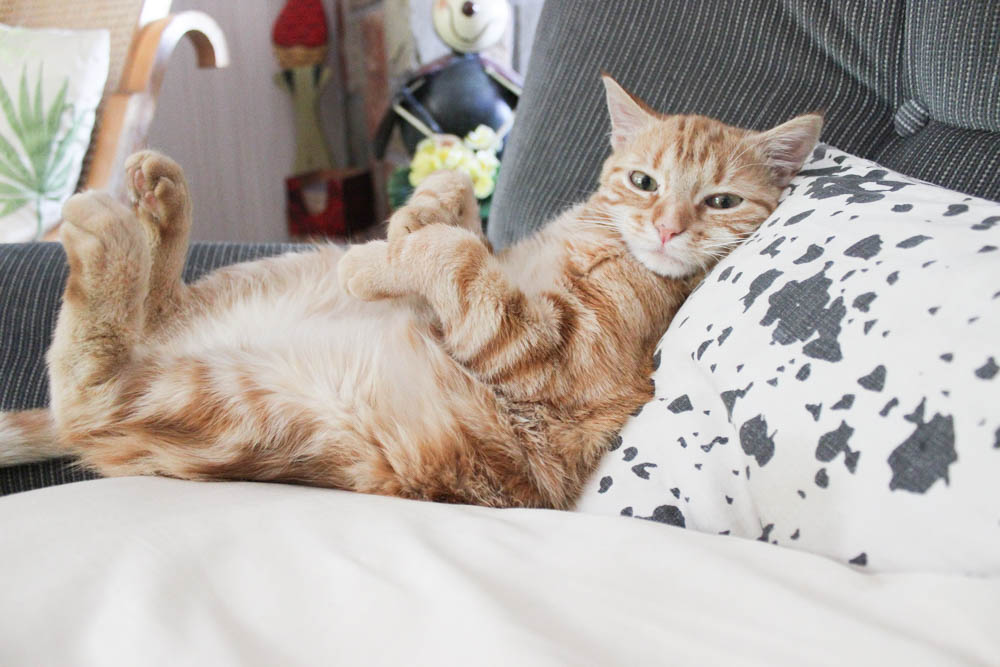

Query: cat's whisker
[577,218,619,228]
[724,141,760,172]
[728,161,772,176]
[699,239,745,251]
[712,240,747,251]
[576,214,623,231]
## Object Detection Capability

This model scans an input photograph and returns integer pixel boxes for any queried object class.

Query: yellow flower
[464,125,500,152]
[407,133,499,199]
[442,144,475,170]
[408,152,440,186]
[475,149,500,173]
[409,138,444,186]
[473,173,495,199]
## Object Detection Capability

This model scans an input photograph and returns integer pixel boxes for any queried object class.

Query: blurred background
[148,0,543,242]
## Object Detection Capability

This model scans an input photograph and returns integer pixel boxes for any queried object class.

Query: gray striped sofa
[2,0,998,495]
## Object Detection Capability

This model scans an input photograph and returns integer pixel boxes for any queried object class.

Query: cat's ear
[601,75,657,149]
[757,113,824,186]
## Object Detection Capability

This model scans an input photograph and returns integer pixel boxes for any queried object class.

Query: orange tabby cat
[0,77,821,508]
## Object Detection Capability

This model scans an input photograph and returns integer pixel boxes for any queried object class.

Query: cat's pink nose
[658,227,679,244]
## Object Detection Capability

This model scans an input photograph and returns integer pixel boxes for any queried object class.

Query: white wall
[149,0,542,242]
[148,0,350,242]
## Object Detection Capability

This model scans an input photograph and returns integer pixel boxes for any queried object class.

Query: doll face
[432,0,511,53]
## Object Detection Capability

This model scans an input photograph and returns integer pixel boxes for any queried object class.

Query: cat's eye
[704,193,744,209]
[629,171,658,192]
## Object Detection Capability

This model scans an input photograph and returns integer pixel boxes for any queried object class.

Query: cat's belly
[133,284,495,464]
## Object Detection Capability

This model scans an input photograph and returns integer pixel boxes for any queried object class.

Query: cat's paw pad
[60,191,147,277]
[337,241,400,301]
[387,170,476,242]
[125,150,189,229]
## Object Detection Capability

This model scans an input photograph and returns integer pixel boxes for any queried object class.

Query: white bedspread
[0,478,996,666]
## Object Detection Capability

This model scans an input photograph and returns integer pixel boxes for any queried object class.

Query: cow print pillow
[576,145,1000,575]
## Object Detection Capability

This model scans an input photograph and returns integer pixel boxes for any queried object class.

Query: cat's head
[595,76,822,278]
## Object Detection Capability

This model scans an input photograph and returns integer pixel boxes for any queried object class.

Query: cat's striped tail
[0,409,68,465]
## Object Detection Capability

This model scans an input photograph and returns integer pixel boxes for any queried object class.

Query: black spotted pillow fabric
[576,145,1000,574]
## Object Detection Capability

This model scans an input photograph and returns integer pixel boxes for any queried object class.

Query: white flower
[464,125,500,152]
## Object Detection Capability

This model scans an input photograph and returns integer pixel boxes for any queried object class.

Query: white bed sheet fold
[0,478,996,666]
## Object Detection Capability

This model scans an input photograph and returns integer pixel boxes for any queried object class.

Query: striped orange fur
[0,77,821,508]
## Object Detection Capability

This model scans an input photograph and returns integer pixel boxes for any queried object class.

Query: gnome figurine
[374,0,523,158]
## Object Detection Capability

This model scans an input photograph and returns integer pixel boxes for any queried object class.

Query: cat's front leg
[339,170,484,300]
[337,239,407,300]
[344,223,569,397]
[339,220,488,302]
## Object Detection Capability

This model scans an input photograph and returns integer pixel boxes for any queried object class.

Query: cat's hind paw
[60,190,149,299]
[337,241,405,301]
[124,150,190,233]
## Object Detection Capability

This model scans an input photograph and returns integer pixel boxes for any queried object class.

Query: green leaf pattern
[0,64,91,238]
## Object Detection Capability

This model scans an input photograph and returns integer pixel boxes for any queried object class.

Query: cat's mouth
[626,239,690,277]
[650,245,685,264]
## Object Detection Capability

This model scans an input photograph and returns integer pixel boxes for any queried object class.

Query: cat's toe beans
[143,191,159,216]
[124,151,187,221]
[132,166,145,194]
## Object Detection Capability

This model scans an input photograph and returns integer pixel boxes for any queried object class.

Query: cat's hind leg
[48,191,151,424]
[123,150,193,332]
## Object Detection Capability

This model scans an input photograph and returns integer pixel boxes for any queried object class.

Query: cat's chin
[627,242,696,278]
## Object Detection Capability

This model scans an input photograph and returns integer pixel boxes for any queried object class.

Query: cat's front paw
[387,170,477,242]
[338,241,404,301]
[124,150,190,234]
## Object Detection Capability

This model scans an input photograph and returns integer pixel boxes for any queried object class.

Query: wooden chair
[0,0,229,237]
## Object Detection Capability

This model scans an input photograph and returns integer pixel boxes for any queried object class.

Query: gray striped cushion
[875,122,1000,202]
[903,0,1000,133]
[0,242,298,496]
[488,0,1000,247]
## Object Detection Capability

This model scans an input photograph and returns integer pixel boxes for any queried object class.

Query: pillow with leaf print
[0,24,109,242]
[576,144,1000,576]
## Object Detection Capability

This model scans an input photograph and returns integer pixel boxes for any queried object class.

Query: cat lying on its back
[0,76,821,508]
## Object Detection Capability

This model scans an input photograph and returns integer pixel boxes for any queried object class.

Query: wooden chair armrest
[119,10,230,96]
[79,11,229,202]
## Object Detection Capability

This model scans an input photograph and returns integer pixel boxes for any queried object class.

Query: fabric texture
[488,0,1000,248]
[0,241,298,496]
[576,146,1000,574]
[1,476,997,666]
[901,0,1000,133]
[0,24,110,241]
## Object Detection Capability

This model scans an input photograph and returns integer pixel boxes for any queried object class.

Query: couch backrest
[488,0,1000,247]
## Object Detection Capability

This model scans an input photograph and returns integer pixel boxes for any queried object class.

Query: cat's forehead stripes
[621,115,756,192]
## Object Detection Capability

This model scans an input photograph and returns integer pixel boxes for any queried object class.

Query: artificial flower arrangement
[387,124,502,222]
